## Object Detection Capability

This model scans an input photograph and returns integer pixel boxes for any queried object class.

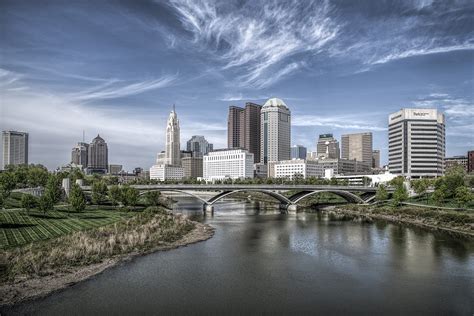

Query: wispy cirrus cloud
[69,74,179,101]
[293,114,386,131]
[168,0,339,88]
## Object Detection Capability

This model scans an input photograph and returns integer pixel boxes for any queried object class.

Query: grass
[1,207,196,281]
[407,194,474,209]
[0,207,135,249]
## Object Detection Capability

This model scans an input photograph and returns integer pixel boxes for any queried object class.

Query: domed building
[260,98,291,164]
[87,134,108,174]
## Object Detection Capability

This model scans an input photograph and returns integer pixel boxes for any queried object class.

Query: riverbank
[0,207,214,307]
[324,205,474,239]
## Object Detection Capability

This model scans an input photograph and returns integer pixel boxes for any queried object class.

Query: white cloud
[293,114,386,131]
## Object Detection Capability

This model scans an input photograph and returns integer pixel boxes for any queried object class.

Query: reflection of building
[87,135,108,174]
[2,130,28,169]
[186,135,213,158]
[227,102,262,163]
[372,150,380,169]
[182,157,203,179]
[203,149,254,181]
[71,142,88,169]
[260,98,291,164]
[388,108,445,178]
[316,134,339,159]
[445,156,467,172]
[341,132,373,165]
[108,164,123,175]
[469,151,474,174]
[291,145,307,160]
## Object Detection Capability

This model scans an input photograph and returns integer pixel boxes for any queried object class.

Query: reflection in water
[4,195,474,315]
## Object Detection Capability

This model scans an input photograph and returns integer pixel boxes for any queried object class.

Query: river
[4,197,474,315]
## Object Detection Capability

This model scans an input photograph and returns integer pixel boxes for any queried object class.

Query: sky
[1,0,473,171]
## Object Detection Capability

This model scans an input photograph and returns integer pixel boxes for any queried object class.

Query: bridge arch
[289,190,365,204]
[138,189,208,204]
[207,189,291,205]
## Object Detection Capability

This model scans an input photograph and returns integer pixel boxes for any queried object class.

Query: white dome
[263,97,287,109]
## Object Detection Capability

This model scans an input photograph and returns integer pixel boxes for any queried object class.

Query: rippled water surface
[4,197,474,315]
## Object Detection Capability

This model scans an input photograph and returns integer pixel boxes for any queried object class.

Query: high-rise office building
[291,145,307,160]
[341,132,373,165]
[468,151,474,173]
[227,102,261,163]
[316,134,340,159]
[166,105,181,166]
[182,156,203,179]
[87,134,108,174]
[186,135,213,158]
[203,149,254,181]
[260,98,291,164]
[2,131,28,169]
[71,142,89,168]
[388,108,445,178]
[372,150,380,169]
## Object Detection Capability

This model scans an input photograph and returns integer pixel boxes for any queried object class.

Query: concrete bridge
[80,184,389,214]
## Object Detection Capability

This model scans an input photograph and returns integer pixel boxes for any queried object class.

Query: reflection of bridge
[81,184,390,214]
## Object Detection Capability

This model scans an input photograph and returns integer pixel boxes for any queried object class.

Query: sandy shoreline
[0,221,215,308]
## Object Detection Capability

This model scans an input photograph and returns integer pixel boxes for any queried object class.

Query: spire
[172,103,176,112]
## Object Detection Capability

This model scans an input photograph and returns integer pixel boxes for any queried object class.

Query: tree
[392,185,408,206]
[389,176,405,189]
[69,184,86,212]
[21,194,37,213]
[44,175,63,204]
[121,186,139,208]
[27,165,49,187]
[0,171,16,200]
[375,184,389,201]
[109,185,122,208]
[431,184,447,206]
[411,179,429,201]
[443,165,465,198]
[145,190,161,207]
[91,180,108,205]
[38,194,54,214]
[454,186,472,209]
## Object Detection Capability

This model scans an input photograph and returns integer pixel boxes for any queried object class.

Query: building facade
[341,132,373,165]
[71,142,89,168]
[150,164,184,181]
[227,102,261,163]
[182,156,203,179]
[291,145,307,160]
[388,108,445,178]
[468,151,474,173]
[273,159,319,179]
[166,105,181,166]
[203,149,254,181]
[2,131,28,169]
[445,156,468,172]
[260,98,291,164]
[372,150,380,169]
[87,134,108,174]
[316,134,340,159]
[186,135,213,158]
[108,164,123,175]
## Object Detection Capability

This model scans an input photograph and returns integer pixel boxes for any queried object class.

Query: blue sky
[1,0,473,170]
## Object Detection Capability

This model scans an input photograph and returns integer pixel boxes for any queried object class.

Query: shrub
[145,191,161,207]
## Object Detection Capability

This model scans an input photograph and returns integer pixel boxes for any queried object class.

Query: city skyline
[1,0,473,170]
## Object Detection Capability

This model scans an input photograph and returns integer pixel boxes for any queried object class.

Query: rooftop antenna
[173,103,176,112]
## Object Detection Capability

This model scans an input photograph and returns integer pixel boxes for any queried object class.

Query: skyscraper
[186,135,213,158]
[468,151,474,173]
[316,134,340,159]
[341,132,373,165]
[166,105,181,166]
[227,102,261,163]
[291,145,307,160]
[87,134,108,174]
[372,150,380,169]
[2,131,28,169]
[388,108,445,178]
[260,98,291,164]
[71,142,89,168]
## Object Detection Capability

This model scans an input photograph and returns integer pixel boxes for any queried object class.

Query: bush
[20,194,37,213]
[392,185,408,206]
[109,185,122,207]
[454,186,472,209]
[121,186,139,208]
[145,191,161,207]
[38,195,54,214]
[375,184,388,201]
[91,180,108,205]
[69,184,86,212]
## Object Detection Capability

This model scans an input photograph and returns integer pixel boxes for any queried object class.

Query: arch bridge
[81,184,387,214]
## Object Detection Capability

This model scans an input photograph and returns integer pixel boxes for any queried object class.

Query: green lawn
[0,208,135,249]
[407,194,474,209]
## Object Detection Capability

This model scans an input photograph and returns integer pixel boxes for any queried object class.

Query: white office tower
[150,164,184,181]
[273,159,319,179]
[203,149,254,182]
[388,108,445,178]
[166,105,181,166]
[2,131,28,169]
[260,98,291,164]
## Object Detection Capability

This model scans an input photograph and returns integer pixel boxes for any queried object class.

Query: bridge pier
[203,204,214,215]
[279,203,298,214]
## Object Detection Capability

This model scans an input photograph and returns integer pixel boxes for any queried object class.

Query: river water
[4,197,474,315]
